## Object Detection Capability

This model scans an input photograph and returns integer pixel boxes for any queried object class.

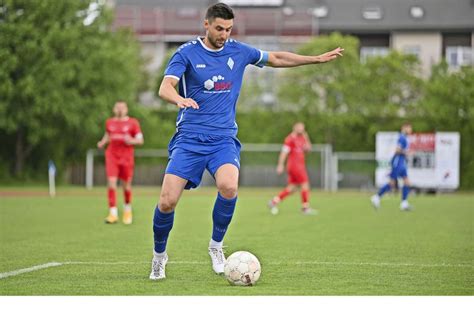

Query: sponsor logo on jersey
[203,75,232,92]
[196,64,206,68]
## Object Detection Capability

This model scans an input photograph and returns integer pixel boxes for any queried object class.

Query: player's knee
[158,200,176,213]
[158,192,178,213]
[218,184,238,199]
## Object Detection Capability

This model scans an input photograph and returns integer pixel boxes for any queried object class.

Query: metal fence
[82,143,333,190]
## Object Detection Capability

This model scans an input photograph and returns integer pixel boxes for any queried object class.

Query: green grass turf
[0,187,472,295]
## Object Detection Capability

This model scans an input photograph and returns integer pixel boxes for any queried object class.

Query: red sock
[301,190,310,205]
[124,189,132,204]
[108,188,116,208]
[276,189,291,202]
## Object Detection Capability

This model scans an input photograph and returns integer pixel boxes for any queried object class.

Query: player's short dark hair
[205,3,234,22]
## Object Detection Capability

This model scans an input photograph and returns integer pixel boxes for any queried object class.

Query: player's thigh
[166,147,206,190]
[286,183,297,192]
[105,157,119,179]
[107,177,118,189]
[118,163,134,186]
[401,169,410,186]
[159,174,188,212]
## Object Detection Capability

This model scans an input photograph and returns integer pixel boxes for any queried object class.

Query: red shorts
[287,168,309,185]
[105,156,134,181]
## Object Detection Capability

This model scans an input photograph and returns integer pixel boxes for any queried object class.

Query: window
[360,47,389,62]
[362,7,383,20]
[403,45,421,59]
[446,46,473,68]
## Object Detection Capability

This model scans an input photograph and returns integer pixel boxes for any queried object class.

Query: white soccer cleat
[149,253,168,280]
[370,195,381,210]
[208,247,226,274]
[400,200,412,211]
[301,207,318,216]
[267,200,279,215]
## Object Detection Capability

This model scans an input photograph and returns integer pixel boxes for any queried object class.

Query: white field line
[0,262,63,280]
[1,260,472,280]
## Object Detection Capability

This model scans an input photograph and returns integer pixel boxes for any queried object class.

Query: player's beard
[208,34,225,49]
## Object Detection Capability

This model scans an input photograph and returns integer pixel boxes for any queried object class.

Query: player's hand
[177,98,199,109]
[97,141,105,149]
[277,164,284,175]
[316,47,344,63]
[124,135,133,145]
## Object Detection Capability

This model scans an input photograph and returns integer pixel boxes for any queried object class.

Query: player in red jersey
[97,101,144,224]
[268,122,317,215]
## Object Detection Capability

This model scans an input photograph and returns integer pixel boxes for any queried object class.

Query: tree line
[1,1,472,188]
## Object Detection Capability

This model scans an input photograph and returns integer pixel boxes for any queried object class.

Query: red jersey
[105,117,142,163]
[283,133,310,170]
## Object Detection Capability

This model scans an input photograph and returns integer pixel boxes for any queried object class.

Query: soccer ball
[224,251,261,286]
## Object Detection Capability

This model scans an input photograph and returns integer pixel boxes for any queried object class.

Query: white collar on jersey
[197,36,226,52]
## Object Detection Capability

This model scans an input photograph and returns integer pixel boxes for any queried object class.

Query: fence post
[324,144,332,191]
[86,149,94,190]
[331,153,339,192]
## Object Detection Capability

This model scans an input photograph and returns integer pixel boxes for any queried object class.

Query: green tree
[277,33,423,116]
[0,0,143,177]
[421,63,474,188]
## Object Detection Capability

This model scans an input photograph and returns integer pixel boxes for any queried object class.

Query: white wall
[391,32,442,77]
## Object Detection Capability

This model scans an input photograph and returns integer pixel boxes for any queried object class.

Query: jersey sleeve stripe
[254,50,269,67]
[164,75,180,81]
[181,73,187,98]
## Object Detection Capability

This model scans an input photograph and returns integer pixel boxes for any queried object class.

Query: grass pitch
[0,187,472,295]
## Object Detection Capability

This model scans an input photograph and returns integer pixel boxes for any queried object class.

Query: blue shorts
[165,131,241,190]
[389,166,408,179]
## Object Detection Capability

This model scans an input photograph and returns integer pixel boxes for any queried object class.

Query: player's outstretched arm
[159,77,199,109]
[267,47,343,68]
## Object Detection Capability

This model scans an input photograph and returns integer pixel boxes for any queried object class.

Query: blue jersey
[391,133,409,168]
[164,37,268,137]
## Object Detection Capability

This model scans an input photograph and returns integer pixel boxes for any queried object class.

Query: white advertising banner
[375,132,460,189]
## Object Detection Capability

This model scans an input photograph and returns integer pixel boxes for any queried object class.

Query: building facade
[109,0,474,104]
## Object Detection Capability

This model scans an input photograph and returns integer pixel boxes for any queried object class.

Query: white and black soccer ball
[224,251,261,286]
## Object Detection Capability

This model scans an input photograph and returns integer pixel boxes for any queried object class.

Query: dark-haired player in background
[97,101,144,225]
[268,122,316,215]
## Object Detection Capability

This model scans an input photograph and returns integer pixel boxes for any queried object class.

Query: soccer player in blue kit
[149,3,344,280]
[371,123,413,212]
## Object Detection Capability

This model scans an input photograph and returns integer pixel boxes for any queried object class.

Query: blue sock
[153,206,174,253]
[377,183,392,197]
[212,193,237,243]
[402,185,410,201]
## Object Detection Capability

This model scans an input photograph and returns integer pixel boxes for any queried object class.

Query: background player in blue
[371,123,414,212]
[149,3,344,280]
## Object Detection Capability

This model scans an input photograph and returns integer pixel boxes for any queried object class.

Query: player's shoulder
[128,117,140,124]
[284,133,294,143]
[227,38,254,51]
[175,38,200,54]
